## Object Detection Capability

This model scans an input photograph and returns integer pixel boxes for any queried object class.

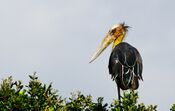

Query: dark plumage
[108,42,143,90]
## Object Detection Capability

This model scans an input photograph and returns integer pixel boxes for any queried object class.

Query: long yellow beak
[89,34,115,63]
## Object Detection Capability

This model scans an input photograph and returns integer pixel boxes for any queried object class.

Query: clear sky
[0,0,175,110]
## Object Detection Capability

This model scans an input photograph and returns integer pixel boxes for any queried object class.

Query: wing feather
[108,42,143,90]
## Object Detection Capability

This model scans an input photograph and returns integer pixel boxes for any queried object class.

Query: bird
[89,23,143,108]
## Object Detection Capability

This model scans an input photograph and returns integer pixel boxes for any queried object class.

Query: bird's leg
[117,85,121,102]
[117,85,122,111]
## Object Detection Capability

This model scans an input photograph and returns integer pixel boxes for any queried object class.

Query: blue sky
[0,0,175,110]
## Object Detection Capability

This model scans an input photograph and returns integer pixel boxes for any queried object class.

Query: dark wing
[108,42,143,90]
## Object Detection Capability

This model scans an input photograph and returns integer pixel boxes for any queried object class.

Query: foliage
[0,74,63,111]
[110,91,157,111]
[171,104,175,111]
[0,74,172,111]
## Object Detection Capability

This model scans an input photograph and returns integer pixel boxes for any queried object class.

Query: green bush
[0,74,173,111]
[0,74,62,111]
[171,104,175,111]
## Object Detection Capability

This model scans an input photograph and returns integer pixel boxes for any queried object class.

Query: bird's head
[89,23,130,63]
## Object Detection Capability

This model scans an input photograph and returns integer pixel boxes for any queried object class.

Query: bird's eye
[109,29,116,35]
[112,29,116,33]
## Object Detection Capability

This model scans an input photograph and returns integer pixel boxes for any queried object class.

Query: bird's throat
[112,35,125,49]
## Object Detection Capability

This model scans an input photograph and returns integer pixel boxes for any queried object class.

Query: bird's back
[108,42,143,90]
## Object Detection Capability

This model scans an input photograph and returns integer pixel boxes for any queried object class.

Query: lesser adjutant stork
[90,23,143,108]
